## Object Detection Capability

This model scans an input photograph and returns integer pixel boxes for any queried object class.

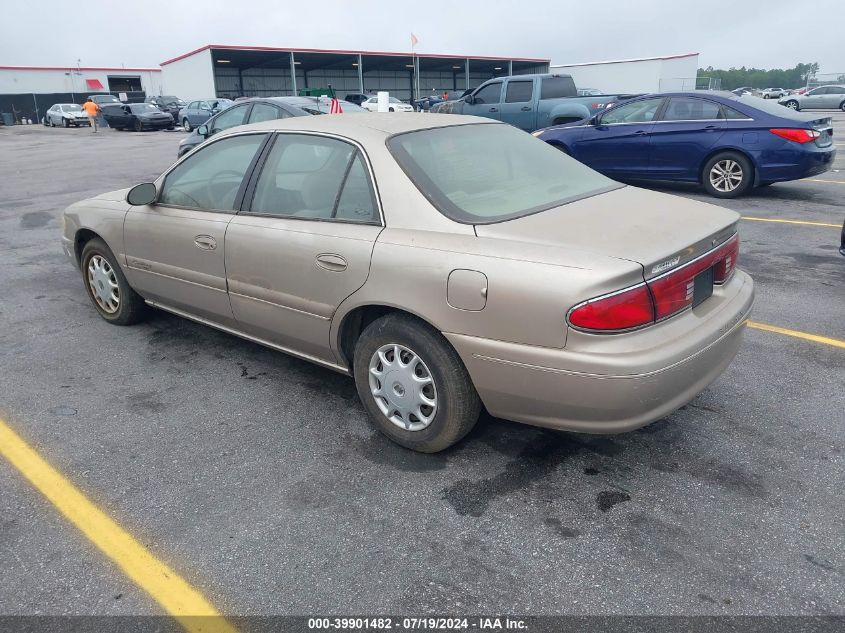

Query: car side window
[540,76,577,99]
[660,97,722,121]
[473,82,502,105]
[249,103,287,124]
[600,98,663,124]
[828,87,845,94]
[505,81,534,103]
[335,154,378,223]
[721,105,749,120]
[249,134,376,222]
[210,104,249,134]
[159,134,266,211]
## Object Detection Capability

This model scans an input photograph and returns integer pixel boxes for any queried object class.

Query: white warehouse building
[551,53,701,94]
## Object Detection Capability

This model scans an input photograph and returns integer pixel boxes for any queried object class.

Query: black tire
[840,101,845,112]
[63,118,70,128]
[182,118,192,132]
[134,119,143,132]
[784,100,800,111]
[701,151,754,199]
[42,116,49,127]
[353,313,481,453]
[389,107,395,112]
[80,238,147,325]
[167,125,175,130]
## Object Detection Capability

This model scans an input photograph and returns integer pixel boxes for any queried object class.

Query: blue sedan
[533,91,836,198]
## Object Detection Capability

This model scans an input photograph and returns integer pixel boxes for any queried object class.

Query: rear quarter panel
[331,228,644,357]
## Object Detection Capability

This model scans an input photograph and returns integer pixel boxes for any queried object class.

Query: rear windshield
[387,123,620,224]
[541,76,577,99]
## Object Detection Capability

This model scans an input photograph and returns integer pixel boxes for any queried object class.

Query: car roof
[217,112,499,140]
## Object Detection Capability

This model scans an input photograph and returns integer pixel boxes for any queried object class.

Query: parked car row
[177,96,367,157]
[779,85,845,111]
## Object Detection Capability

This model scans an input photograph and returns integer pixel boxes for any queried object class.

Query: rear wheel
[80,238,147,325]
[702,152,753,199]
[840,101,845,112]
[182,118,192,132]
[353,313,481,453]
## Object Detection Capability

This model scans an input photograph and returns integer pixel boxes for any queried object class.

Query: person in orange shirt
[81,97,101,133]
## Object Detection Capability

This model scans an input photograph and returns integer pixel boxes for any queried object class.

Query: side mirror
[127,182,157,206]
[464,94,475,105]
[197,124,209,137]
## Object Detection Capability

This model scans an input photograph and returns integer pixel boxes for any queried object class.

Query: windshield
[388,123,621,224]
[131,103,161,113]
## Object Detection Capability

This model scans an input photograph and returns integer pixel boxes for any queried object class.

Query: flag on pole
[330,96,343,114]
[411,33,419,49]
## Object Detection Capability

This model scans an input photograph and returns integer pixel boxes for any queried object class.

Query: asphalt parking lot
[0,117,842,621]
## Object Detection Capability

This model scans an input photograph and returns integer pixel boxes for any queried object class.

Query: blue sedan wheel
[702,152,753,199]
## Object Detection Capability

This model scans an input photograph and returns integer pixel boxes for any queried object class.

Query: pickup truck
[429,73,640,132]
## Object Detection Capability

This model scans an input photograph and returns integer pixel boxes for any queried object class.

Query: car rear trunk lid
[474,185,739,281]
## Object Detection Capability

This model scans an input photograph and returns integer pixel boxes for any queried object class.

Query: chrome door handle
[194,235,216,250]
[316,253,348,272]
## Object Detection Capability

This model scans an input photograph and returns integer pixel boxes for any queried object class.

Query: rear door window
[249,103,288,123]
[540,76,577,99]
[660,97,723,121]
[505,81,534,103]
[249,134,376,223]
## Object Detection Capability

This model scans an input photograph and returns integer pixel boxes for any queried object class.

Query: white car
[361,96,414,112]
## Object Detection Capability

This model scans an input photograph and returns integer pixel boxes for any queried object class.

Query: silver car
[779,85,845,111]
[43,103,90,127]
[61,114,754,453]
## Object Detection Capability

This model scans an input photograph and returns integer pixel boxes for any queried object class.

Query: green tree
[697,62,819,90]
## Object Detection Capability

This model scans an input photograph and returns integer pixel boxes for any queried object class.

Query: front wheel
[80,239,147,325]
[63,118,70,128]
[840,101,845,112]
[702,152,753,199]
[182,119,192,132]
[134,119,143,132]
[784,100,799,110]
[353,313,481,453]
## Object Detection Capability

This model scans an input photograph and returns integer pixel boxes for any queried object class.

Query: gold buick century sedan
[62,114,754,452]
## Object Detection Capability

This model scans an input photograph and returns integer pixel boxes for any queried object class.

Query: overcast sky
[1,0,841,73]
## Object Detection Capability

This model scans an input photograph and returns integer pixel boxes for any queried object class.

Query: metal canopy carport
[162,45,549,102]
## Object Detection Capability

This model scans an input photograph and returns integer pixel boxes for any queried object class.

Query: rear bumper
[446,270,754,434]
[758,146,836,182]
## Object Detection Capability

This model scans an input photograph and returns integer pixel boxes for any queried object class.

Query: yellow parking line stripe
[741,216,840,228]
[747,321,845,350]
[0,417,236,633]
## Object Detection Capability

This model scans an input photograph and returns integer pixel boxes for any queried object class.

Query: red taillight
[769,128,820,143]
[713,235,739,283]
[568,235,739,332]
[567,285,654,331]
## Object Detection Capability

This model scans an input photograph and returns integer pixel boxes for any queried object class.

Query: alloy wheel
[786,101,798,110]
[87,254,120,314]
[709,159,744,193]
[368,343,437,431]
